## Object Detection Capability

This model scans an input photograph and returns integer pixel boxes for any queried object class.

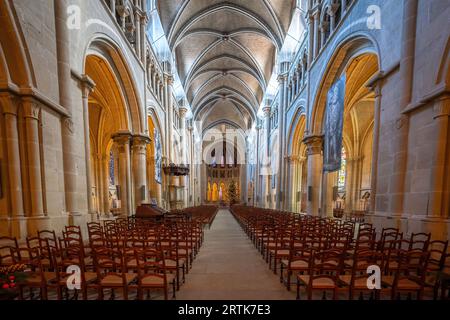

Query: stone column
[22,99,44,216]
[307,13,314,66]
[276,61,290,210]
[163,63,174,163]
[312,9,320,58]
[55,0,80,216]
[303,135,323,216]
[429,94,450,218]
[298,156,307,213]
[0,95,24,217]
[113,131,132,215]
[188,125,195,206]
[286,155,297,212]
[132,134,150,207]
[134,10,141,59]
[101,154,110,215]
[179,106,188,207]
[254,125,261,207]
[390,0,418,216]
[368,83,382,212]
[81,75,95,214]
[140,14,148,62]
[262,105,271,208]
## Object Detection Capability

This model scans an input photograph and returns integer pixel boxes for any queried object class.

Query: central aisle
[177,209,296,300]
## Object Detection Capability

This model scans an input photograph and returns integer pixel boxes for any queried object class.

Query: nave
[177,209,295,300]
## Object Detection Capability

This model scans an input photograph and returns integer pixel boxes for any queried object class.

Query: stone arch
[0,0,34,87]
[310,35,380,134]
[310,35,380,216]
[83,36,143,134]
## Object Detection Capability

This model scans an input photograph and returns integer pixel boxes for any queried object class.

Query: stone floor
[177,209,296,300]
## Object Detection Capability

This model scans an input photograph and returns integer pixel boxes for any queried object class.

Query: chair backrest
[0,236,19,264]
[428,240,449,272]
[409,232,431,251]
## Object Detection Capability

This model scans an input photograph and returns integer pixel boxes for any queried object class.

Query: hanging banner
[323,74,346,172]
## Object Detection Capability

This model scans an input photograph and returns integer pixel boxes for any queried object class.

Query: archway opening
[320,52,379,216]
[85,54,131,215]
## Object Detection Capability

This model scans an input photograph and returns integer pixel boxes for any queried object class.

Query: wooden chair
[53,247,97,300]
[297,249,344,300]
[134,246,176,300]
[382,249,430,300]
[93,247,136,300]
[17,247,58,300]
[339,249,384,299]
[0,236,19,266]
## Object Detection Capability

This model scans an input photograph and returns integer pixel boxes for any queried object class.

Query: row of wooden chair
[0,206,219,300]
[230,205,450,300]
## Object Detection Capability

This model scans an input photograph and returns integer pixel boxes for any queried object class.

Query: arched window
[337,147,346,191]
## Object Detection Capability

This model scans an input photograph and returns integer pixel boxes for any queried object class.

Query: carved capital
[112,130,132,145]
[132,134,151,148]
[22,99,40,120]
[81,74,96,98]
[0,93,20,116]
[262,106,271,118]
[303,135,323,155]
[178,106,188,118]
[433,93,450,119]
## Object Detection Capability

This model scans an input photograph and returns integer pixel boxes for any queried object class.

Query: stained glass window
[337,147,346,191]
[109,150,115,186]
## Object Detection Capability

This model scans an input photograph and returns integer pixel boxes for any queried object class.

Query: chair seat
[297,275,336,288]
[141,274,175,286]
[382,276,421,290]
[58,272,97,285]
[26,272,57,284]
[281,259,308,269]
[162,259,185,268]
[338,275,371,289]
[101,273,136,286]
[269,249,290,257]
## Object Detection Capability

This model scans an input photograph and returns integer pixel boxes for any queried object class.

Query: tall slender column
[132,135,150,208]
[312,9,320,58]
[179,106,188,207]
[102,154,109,215]
[113,131,132,215]
[262,105,271,208]
[368,83,382,212]
[429,94,450,218]
[55,0,80,215]
[0,95,24,217]
[390,0,418,216]
[303,135,323,216]
[276,61,290,210]
[134,10,141,59]
[307,13,314,66]
[22,99,44,216]
[81,76,95,214]
[254,125,261,207]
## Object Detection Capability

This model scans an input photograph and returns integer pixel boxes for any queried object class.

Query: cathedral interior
[0,0,450,302]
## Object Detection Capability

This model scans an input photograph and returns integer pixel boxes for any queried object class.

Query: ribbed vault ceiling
[157,0,295,131]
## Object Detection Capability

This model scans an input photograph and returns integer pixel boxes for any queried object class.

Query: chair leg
[296,279,300,300]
